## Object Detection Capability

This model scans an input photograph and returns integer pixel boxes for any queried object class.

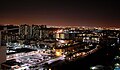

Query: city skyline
[0,23,120,70]
[0,0,120,27]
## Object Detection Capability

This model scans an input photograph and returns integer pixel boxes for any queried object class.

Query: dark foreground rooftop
[7,48,37,55]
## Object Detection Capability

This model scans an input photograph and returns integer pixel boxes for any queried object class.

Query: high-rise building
[0,31,7,68]
[32,25,40,39]
[19,24,32,40]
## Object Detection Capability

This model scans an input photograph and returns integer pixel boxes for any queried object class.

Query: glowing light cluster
[56,29,63,33]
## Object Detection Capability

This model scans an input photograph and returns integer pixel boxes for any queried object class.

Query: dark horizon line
[0,23,120,28]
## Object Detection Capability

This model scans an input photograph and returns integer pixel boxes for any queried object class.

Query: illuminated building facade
[55,29,70,40]
[19,24,32,40]
[32,25,40,39]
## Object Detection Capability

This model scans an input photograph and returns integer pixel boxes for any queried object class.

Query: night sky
[0,0,120,27]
